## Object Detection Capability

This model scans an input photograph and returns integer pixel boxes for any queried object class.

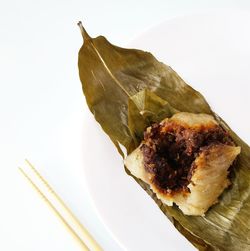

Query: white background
[1,1,250,250]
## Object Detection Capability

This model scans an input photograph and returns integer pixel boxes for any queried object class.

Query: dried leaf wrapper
[78,24,250,251]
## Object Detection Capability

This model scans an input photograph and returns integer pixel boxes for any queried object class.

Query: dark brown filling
[140,121,234,194]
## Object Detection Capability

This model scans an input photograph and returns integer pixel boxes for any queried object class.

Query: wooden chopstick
[19,167,89,250]
[19,160,103,251]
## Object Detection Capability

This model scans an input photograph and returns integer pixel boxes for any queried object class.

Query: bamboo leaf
[78,24,250,250]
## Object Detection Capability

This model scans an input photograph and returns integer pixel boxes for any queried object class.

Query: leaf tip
[77,21,91,40]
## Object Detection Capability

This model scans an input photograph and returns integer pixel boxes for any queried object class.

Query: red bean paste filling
[140,121,234,194]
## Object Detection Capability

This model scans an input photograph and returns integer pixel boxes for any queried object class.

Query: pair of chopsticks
[19,159,103,251]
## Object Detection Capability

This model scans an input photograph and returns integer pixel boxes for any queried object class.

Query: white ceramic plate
[80,10,250,251]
